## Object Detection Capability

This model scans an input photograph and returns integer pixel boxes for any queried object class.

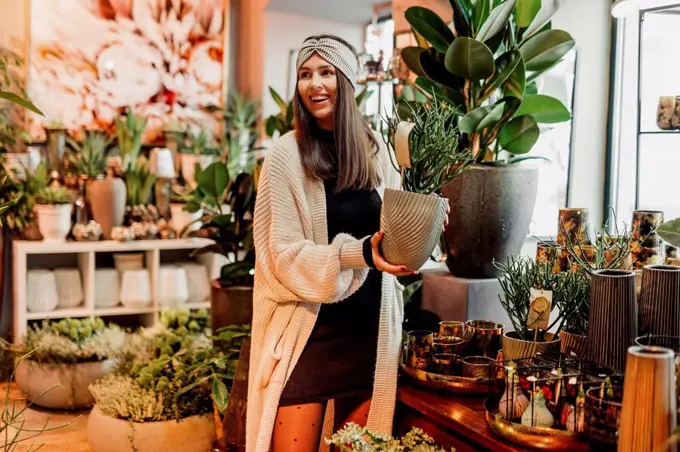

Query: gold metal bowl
[399,362,503,396]
[484,398,590,451]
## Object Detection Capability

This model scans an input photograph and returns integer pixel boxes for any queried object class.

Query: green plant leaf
[481,96,522,147]
[515,0,541,28]
[480,50,521,101]
[476,0,517,43]
[473,0,492,34]
[477,102,505,130]
[268,87,287,112]
[212,379,230,414]
[444,37,495,80]
[412,28,430,48]
[402,46,427,77]
[355,87,371,107]
[499,115,540,154]
[523,0,568,39]
[503,54,526,97]
[415,77,466,107]
[265,116,276,137]
[405,7,455,53]
[658,218,680,248]
[525,81,538,94]
[0,91,44,116]
[421,49,465,89]
[507,154,550,164]
[459,105,493,133]
[514,94,570,123]
[198,161,229,199]
[450,0,472,37]
[520,29,575,71]
[403,280,423,305]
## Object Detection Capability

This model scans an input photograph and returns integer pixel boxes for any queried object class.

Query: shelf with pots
[12,237,219,344]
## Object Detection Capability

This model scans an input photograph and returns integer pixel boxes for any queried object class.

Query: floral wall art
[27,0,227,144]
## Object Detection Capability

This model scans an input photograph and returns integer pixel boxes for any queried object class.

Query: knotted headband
[296,37,359,91]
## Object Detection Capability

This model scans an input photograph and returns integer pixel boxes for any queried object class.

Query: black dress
[278,133,383,406]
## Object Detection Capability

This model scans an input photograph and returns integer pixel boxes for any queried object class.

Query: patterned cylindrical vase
[666,245,679,264]
[632,210,664,269]
[536,241,560,273]
[639,265,680,337]
[597,234,633,270]
[557,208,589,246]
[586,269,637,372]
[618,346,677,452]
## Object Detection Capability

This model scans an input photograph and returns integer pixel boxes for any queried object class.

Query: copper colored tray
[399,362,504,396]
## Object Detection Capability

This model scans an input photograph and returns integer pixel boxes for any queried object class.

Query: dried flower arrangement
[15,318,126,365]
[326,422,453,452]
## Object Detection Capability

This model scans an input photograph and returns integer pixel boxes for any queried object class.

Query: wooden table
[395,383,591,452]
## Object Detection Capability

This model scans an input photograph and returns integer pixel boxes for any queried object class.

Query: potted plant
[180,129,222,189]
[381,97,471,270]
[494,256,589,361]
[326,422,452,451]
[33,185,73,241]
[401,0,575,278]
[223,92,259,175]
[13,318,124,409]
[87,324,249,452]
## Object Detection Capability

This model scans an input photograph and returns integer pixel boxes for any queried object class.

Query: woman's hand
[370,231,419,277]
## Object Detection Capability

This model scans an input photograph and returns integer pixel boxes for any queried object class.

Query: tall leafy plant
[402,0,574,163]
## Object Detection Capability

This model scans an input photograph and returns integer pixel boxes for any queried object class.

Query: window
[362,16,395,124]
[609,1,680,228]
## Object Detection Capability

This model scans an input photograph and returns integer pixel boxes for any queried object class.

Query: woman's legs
[272,402,327,452]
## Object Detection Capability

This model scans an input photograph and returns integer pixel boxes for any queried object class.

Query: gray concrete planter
[441,164,539,278]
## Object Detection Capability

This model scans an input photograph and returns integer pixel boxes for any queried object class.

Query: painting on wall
[27,0,227,144]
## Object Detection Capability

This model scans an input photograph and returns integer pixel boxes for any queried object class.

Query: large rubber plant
[401,0,576,278]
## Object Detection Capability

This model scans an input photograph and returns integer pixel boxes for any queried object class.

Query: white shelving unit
[13,238,216,344]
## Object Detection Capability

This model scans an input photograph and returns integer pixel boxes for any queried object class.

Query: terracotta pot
[501,331,560,362]
[88,175,126,239]
[87,406,215,452]
[15,359,115,409]
[210,281,253,332]
[558,330,587,358]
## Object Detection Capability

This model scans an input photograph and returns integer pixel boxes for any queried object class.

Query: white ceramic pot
[158,265,188,308]
[35,204,72,242]
[15,359,115,409]
[171,203,202,237]
[120,269,152,308]
[179,263,211,304]
[149,147,175,179]
[94,269,120,308]
[180,154,217,188]
[113,253,144,273]
[87,406,215,452]
[53,268,83,308]
[26,269,58,312]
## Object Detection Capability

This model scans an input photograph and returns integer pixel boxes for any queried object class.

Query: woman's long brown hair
[294,35,381,192]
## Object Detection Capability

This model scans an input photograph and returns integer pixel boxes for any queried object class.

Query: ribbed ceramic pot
[632,210,664,269]
[585,269,637,372]
[380,188,448,272]
[559,330,588,358]
[618,346,677,452]
[639,264,680,337]
[501,331,560,362]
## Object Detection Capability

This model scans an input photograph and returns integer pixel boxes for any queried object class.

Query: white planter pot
[35,203,72,242]
[15,359,115,409]
[120,269,152,308]
[26,269,58,312]
[180,154,217,188]
[87,406,215,452]
[171,203,202,237]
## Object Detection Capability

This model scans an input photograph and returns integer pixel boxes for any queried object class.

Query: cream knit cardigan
[246,130,404,452]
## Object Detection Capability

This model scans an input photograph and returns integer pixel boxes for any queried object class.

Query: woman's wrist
[338,236,372,270]
[362,237,376,269]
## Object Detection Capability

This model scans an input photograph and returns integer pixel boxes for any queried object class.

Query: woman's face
[297,54,337,130]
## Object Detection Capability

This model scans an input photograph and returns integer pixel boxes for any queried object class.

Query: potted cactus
[34,185,73,241]
[402,0,575,278]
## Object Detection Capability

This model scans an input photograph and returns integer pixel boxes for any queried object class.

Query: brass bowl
[399,362,503,396]
[484,398,590,451]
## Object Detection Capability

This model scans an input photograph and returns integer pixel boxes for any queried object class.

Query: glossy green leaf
[499,115,540,154]
[515,0,541,28]
[415,77,466,107]
[477,102,505,130]
[421,50,465,89]
[514,94,570,123]
[450,0,472,37]
[459,105,493,133]
[480,50,521,101]
[198,161,229,199]
[476,0,516,43]
[507,155,551,164]
[473,0,492,34]
[444,37,495,80]
[525,81,538,94]
[658,218,680,248]
[212,379,230,414]
[503,54,526,98]
[481,97,521,147]
[412,28,430,48]
[402,46,427,77]
[524,0,567,39]
[405,6,455,53]
[265,116,276,137]
[268,87,287,112]
[520,29,574,71]
[0,91,44,116]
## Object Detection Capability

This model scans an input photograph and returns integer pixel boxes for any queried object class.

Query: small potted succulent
[494,256,589,361]
[13,318,125,409]
[381,97,471,271]
[180,129,222,189]
[326,422,452,451]
[33,185,73,241]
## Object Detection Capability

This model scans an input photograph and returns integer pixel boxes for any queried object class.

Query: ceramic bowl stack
[53,268,84,309]
[26,269,59,312]
[158,265,189,308]
[179,263,211,304]
[94,269,120,308]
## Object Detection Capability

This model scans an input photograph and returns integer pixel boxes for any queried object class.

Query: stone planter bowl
[15,359,115,409]
[87,406,215,452]
[502,331,561,362]
[380,188,448,271]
